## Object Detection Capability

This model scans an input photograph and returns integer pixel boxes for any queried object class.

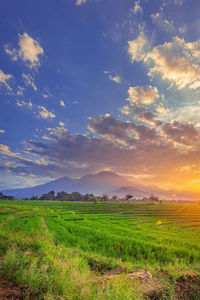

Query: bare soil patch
[0,278,35,300]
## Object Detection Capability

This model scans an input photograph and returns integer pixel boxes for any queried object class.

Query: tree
[101,194,109,202]
[88,195,98,202]
[0,192,14,200]
[57,191,69,201]
[30,195,38,200]
[111,195,118,202]
[39,191,56,200]
[70,192,82,201]
[149,195,159,203]
[125,194,133,202]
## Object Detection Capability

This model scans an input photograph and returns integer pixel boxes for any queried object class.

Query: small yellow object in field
[157,220,162,225]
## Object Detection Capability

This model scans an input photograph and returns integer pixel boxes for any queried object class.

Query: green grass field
[1,200,200,299]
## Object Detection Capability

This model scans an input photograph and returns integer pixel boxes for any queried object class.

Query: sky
[1,0,200,194]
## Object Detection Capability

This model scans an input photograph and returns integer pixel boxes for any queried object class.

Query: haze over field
[0,0,200,198]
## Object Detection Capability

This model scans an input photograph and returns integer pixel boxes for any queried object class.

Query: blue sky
[1,0,200,193]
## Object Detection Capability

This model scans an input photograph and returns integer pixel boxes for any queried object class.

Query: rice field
[0,200,200,299]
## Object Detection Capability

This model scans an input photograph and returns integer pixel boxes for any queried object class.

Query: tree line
[0,192,14,201]
[0,189,162,203]
[22,191,161,203]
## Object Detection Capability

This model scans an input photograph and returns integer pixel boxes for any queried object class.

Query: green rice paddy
[0,200,200,299]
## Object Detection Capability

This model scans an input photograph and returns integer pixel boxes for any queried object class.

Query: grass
[1,200,200,299]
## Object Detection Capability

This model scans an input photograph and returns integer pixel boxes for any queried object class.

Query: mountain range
[1,171,198,200]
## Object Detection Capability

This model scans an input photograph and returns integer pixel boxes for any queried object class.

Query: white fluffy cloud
[60,100,65,107]
[128,34,200,90]
[128,32,149,62]
[5,33,44,68]
[0,69,13,90]
[37,106,56,119]
[127,85,159,105]
[146,37,200,90]
[18,33,44,68]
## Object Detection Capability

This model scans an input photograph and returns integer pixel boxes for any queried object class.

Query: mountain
[112,186,150,198]
[77,171,129,194]
[1,171,130,199]
[112,185,198,200]
[1,176,77,199]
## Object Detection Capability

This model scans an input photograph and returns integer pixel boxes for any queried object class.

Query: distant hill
[112,185,198,201]
[1,176,77,199]
[1,171,129,199]
[1,171,199,200]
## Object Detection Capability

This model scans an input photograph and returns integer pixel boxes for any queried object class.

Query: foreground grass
[1,200,200,299]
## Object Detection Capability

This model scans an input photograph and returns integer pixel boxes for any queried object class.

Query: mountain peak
[80,171,128,188]
[95,171,121,177]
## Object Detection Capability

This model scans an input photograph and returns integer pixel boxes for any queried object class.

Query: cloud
[5,33,44,69]
[128,32,150,63]
[108,75,121,84]
[160,105,200,127]
[133,0,143,14]
[16,100,33,109]
[0,129,5,134]
[18,33,44,68]
[17,86,24,96]
[37,106,56,119]
[3,114,200,190]
[128,34,200,90]
[88,114,160,145]
[134,112,161,126]
[0,144,19,157]
[17,114,185,188]
[162,121,200,147]
[174,0,184,5]
[146,37,200,90]
[127,85,159,105]
[151,12,174,32]
[43,127,67,140]
[22,73,37,91]
[120,105,131,115]
[156,105,169,114]
[104,71,121,84]
[60,100,65,107]
[0,69,13,90]
[4,45,18,61]
[76,0,87,5]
